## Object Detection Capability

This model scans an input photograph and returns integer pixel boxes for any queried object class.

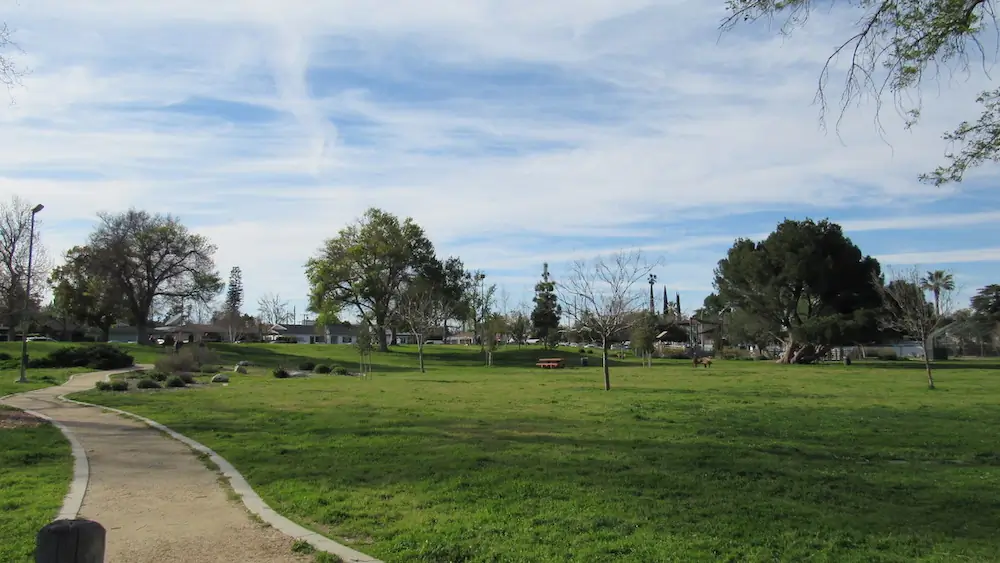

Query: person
[173,339,182,354]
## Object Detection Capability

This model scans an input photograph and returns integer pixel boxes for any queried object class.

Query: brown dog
[693,356,712,368]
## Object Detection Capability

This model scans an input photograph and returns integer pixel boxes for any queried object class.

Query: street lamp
[17,203,44,384]
[647,274,657,313]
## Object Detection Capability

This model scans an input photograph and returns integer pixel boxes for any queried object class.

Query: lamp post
[17,203,44,384]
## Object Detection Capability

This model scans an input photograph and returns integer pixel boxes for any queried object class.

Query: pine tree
[224,267,244,341]
[531,263,561,349]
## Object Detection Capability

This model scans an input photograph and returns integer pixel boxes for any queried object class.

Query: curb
[59,394,383,563]
[1,366,147,521]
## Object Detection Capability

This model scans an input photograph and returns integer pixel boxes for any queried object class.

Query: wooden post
[36,519,106,563]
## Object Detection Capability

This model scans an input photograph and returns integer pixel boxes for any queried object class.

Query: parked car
[26,336,56,342]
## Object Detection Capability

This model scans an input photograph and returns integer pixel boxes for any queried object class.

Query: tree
[721,0,1000,185]
[1,23,25,98]
[0,196,49,332]
[306,208,436,352]
[561,250,658,390]
[398,279,444,373]
[920,270,955,316]
[482,313,506,366]
[874,267,953,389]
[714,219,883,363]
[257,292,291,325]
[531,263,562,349]
[468,271,498,357]
[970,284,1000,324]
[355,321,375,376]
[85,209,221,344]
[223,266,244,342]
[49,246,125,342]
[630,311,659,367]
[507,308,531,348]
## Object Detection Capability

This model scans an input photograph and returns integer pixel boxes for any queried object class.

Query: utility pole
[647,274,657,313]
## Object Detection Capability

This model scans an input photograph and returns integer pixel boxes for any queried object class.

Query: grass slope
[73,344,1000,562]
[0,408,72,562]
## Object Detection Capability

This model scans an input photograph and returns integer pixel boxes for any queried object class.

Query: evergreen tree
[531,263,561,349]
[225,267,244,318]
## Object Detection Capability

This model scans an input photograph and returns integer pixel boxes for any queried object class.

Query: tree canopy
[306,208,438,352]
[721,0,999,184]
[713,218,882,363]
[49,245,126,341]
[531,263,562,348]
[85,209,221,343]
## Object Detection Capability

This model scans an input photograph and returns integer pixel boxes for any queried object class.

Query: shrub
[165,375,186,388]
[577,347,586,354]
[0,352,10,361]
[137,378,161,389]
[298,361,316,371]
[586,349,594,355]
[273,367,290,379]
[178,373,196,384]
[0,358,20,370]
[26,344,134,370]
[109,380,129,392]
[333,366,348,376]
[200,365,220,374]
[94,381,112,391]
[314,364,332,374]
[155,353,199,374]
[147,371,168,382]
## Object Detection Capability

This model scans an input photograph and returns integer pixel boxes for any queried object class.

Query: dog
[693,356,712,368]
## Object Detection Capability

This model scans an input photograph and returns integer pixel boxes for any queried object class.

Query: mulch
[0,408,45,429]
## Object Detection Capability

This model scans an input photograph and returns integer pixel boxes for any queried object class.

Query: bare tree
[560,250,659,390]
[507,303,531,349]
[0,197,49,331]
[1,23,26,98]
[873,266,954,389]
[398,282,444,373]
[257,292,291,325]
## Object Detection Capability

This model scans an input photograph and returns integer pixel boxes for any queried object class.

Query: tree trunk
[375,322,389,352]
[390,326,398,346]
[777,340,797,363]
[417,342,425,373]
[921,339,935,389]
[602,338,611,391]
[99,323,111,343]
[136,320,150,345]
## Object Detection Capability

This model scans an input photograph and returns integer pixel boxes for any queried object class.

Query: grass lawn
[0,407,73,563]
[73,344,1000,562]
[0,341,164,397]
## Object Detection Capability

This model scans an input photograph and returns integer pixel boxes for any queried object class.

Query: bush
[109,380,129,392]
[0,352,12,361]
[314,364,332,374]
[94,381,112,391]
[155,346,220,374]
[147,371,168,382]
[0,358,20,370]
[165,375,186,388]
[200,365,220,374]
[578,347,586,354]
[178,373,196,384]
[333,366,348,376]
[586,349,594,355]
[298,361,316,371]
[273,367,290,379]
[28,344,134,370]
[137,378,161,389]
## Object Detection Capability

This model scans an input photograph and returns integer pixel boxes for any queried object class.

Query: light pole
[17,203,44,384]
[647,274,657,313]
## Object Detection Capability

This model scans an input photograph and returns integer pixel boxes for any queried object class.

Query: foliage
[630,311,659,367]
[314,364,332,374]
[921,270,955,317]
[94,380,112,391]
[154,346,217,374]
[507,311,530,347]
[165,375,186,388]
[178,373,196,384]
[714,219,882,363]
[273,367,290,379]
[148,371,169,382]
[355,322,375,374]
[28,344,134,370]
[49,245,125,341]
[334,366,348,376]
[223,266,244,341]
[108,380,129,392]
[397,277,445,373]
[306,208,437,352]
[199,365,219,374]
[298,361,316,371]
[971,284,1000,324]
[84,209,222,342]
[531,263,562,348]
[561,250,658,390]
[721,0,999,185]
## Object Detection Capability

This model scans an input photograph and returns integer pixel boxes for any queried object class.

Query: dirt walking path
[2,369,310,563]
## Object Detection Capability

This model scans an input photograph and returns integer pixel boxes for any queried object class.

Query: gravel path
[2,369,310,563]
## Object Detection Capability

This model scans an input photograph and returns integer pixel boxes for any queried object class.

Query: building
[264,322,358,344]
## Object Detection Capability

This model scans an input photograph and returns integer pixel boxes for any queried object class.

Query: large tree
[86,209,222,344]
[531,263,562,349]
[0,197,49,331]
[306,208,436,352]
[49,245,126,342]
[721,0,1000,185]
[561,250,657,390]
[714,219,883,363]
[921,270,955,316]
[970,284,1000,324]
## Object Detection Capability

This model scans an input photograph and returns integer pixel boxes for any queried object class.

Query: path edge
[1,366,144,521]
[59,390,383,563]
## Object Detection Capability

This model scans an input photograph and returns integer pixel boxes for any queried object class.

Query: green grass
[0,341,162,397]
[71,344,1000,562]
[0,407,72,562]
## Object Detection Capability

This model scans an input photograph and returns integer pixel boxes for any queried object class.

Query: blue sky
[1,1,996,321]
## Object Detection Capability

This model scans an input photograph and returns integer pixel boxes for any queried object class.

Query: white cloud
[2,0,998,314]
[875,248,1000,266]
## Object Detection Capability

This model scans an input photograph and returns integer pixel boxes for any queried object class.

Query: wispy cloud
[2,0,997,315]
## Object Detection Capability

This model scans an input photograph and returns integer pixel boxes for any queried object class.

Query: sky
[1,1,997,322]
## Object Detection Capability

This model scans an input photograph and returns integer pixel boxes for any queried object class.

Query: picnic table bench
[536,357,566,369]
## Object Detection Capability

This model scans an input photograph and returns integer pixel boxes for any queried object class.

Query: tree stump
[35,519,106,563]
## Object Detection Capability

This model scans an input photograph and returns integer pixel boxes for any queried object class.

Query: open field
[0,407,73,562]
[71,344,1000,562]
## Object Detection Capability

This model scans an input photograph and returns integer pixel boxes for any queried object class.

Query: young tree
[531,263,562,349]
[257,292,290,325]
[483,313,506,366]
[306,208,436,352]
[561,250,658,390]
[398,280,444,373]
[86,209,222,344]
[49,245,125,342]
[630,310,659,368]
[874,267,954,389]
[720,0,998,185]
[468,271,497,357]
[507,308,531,348]
[355,321,374,377]
[714,219,883,364]
[223,266,244,341]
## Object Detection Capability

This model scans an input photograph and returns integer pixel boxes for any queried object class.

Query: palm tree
[920,270,955,317]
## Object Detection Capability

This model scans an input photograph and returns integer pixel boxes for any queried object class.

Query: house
[445,331,476,345]
[265,322,359,344]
